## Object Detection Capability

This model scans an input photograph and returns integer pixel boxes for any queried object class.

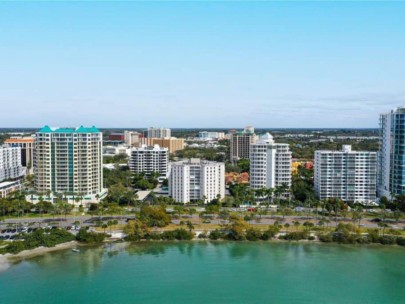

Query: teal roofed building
[33,125,106,205]
[38,125,100,133]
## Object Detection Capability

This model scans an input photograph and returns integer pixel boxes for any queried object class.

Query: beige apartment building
[137,137,185,153]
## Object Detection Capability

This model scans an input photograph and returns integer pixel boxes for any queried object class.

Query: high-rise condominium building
[315,145,377,203]
[249,133,292,191]
[34,126,105,203]
[128,145,169,178]
[169,158,225,204]
[230,126,258,163]
[137,137,185,153]
[147,127,171,138]
[4,137,35,174]
[378,106,405,198]
[0,145,24,182]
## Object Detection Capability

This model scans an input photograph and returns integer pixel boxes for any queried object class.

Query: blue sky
[1,1,404,128]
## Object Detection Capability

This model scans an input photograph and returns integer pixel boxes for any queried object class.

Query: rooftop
[38,125,100,133]
[5,138,35,143]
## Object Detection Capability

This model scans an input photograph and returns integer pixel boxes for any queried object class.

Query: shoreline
[1,235,404,264]
[2,241,79,262]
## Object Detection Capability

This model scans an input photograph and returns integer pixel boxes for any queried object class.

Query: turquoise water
[1,242,404,304]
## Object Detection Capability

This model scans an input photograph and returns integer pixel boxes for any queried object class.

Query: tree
[107,219,118,233]
[237,159,250,173]
[124,219,151,240]
[393,210,402,222]
[187,208,197,218]
[101,223,108,234]
[140,205,171,227]
[378,222,389,236]
[352,207,364,227]
[186,220,194,232]
[303,221,314,231]
[265,188,274,207]
[226,216,249,240]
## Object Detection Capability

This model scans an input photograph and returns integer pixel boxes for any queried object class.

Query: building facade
[124,130,142,146]
[0,180,21,198]
[315,145,377,203]
[198,131,225,140]
[128,145,169,178]
[34,126,105,203]
[169,158,225,204]
[249,133,292,191]
[147,127,171,138]
[230,126,258,163]
[0,145,24,182]
[108,133,125,141]
[4,137,35,174]
[378,107,405,198]
[137,137,184,153]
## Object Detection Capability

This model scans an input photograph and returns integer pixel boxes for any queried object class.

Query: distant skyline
[1,1,405,128]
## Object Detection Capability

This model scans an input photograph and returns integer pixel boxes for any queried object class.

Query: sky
[0,1,405,128]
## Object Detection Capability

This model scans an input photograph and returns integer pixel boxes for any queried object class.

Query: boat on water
[72,249,80,253]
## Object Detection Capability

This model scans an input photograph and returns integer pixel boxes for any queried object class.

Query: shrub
[261,225,280,240]
[0,228,75,254]
[246,228,262,241]
[366,229,379,243]
[319,233,333,243]
[396,237,405,246]
[161,231,176,240]
[281,231,309,241]
[1,241,26,254]
[76,228,106,244]
[209,229,224,240]
[145,232,162,240]
[173,228,194,240]
[198,232,208,239]
[378,236,396,245]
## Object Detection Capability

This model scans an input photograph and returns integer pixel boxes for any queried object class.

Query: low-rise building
[103,145,131,157]
[0,180,21,198]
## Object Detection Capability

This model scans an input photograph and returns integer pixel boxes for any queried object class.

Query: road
[1,214,404,230]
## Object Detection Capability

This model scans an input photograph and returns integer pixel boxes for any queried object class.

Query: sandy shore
[2,241,79,262]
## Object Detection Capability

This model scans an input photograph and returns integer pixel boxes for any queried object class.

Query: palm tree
[352,207,363,227]
[378,222,389,236]
[284,223,290,232]
[313,199,320,220]
[186,220,194,232]
[102,223,108,234]
[265,188,274,209]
